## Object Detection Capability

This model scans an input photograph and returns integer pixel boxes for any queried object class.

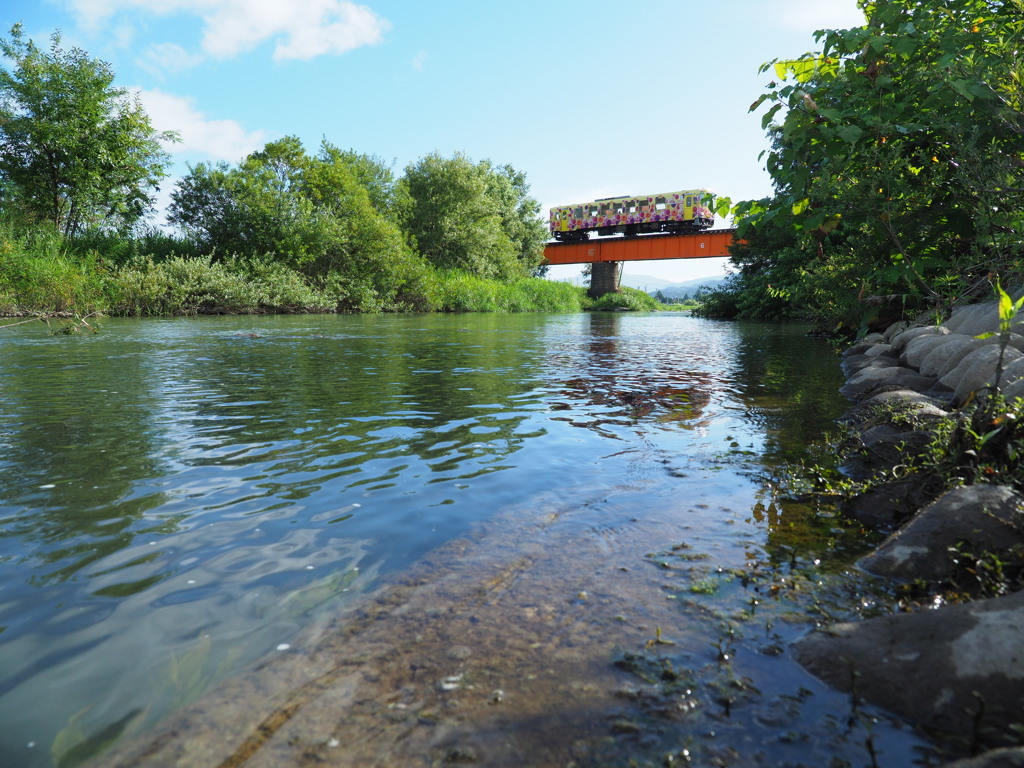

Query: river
[0,312,929,767]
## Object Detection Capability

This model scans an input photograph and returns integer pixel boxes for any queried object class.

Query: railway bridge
[543,228,736,297]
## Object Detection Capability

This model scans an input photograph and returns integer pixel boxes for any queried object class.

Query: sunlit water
[0,313,928,767]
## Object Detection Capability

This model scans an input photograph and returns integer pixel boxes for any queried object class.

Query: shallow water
[0,312,928,767]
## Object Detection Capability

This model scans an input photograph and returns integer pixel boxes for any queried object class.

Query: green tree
[726,0,1024,326]
[397,152,544,280]
[0,24,176,236]
[168,136,429,311]
[317,141,397,218]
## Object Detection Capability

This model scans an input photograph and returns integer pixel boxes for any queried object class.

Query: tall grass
[0,220,656,317]
[0,221,108,314]
[424,268,587,312]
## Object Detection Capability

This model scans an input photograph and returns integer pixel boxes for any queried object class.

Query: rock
[1004,378,1024,403]
[944,747,1024,768]
[841,473,943,529]
[920,337,989,378]
[882,320,912,343]
[864,425,933,465]
[794,589,1024,751]
[858,485,1024,584]
[890,325,949,353]
[865,342,896,358]
[902,333,964,369]
[842,341,875,359]
[945,301,998,336]
[998,356,1024,389]
[840,365,939,402]
[842,353,900,377]
[949,346,1024,405]
[839,388,949,429]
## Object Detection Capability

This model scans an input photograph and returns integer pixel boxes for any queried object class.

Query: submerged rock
[794,589,1024,751]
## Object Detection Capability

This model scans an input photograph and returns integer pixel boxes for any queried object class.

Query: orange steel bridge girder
[543,229,736,265]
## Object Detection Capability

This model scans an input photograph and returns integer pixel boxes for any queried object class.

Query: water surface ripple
[0,313,925,767]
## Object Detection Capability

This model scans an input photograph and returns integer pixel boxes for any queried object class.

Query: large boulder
[839,389,949,428]
[842,353,901,377]
[839,365,939,402]
[841,473,943,529]
[945,301,999,336]
[795,589,1024,750]
[943,346,1024,405]
[890,325,949,353]
[859,485,1024,584]
[902,333,964,369]
[882,320,912,343]
[920,336,990,378]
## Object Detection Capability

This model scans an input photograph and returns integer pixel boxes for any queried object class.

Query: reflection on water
[0,312,897,767]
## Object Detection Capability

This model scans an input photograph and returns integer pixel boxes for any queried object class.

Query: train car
[549,189,715,242]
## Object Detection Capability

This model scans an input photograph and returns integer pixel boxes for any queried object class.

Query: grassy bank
[0,223,658,317]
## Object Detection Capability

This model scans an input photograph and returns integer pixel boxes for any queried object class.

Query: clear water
[0,313,927,767]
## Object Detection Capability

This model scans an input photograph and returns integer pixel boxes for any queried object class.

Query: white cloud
[411,50,427,71]
[66,0,389,61]
[134,88,267,162]
[779,0,865,33]
[139,42,204,76]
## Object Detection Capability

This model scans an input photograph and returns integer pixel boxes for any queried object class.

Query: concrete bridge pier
[588,261,620,299]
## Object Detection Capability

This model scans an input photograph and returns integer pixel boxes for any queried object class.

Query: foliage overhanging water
[0,312,930,767]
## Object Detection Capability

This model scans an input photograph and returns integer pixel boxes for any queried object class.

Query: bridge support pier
[588,261,620,299]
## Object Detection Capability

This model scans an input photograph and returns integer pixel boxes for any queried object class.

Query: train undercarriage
[552,218,715,242]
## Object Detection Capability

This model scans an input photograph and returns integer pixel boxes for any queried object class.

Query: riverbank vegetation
[699,0,1024,333]
[0,216,598,316]
[0,24,621,319]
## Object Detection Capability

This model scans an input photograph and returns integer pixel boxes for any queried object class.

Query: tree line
[700,0,1024,332]
[0,23,576,316]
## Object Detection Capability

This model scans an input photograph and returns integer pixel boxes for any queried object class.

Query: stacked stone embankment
[795,296,1024,767]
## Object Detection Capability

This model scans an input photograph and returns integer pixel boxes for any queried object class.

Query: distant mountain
[552,271,730,298]
[620,273,730,298]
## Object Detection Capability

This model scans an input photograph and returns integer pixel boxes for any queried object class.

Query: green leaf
[761,103,783,129]
[893,37,918,56]
[868,35,888,53]
[836,124,864,145]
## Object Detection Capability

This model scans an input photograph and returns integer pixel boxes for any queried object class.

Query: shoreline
[795,298,1024,765]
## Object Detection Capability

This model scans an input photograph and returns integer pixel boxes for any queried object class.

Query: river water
[0,312,930,767]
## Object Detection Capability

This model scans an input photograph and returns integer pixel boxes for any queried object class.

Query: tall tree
[397,153,544,280]
[169,136,429,310]
[0,25,177,236]
[725,0,1024,325]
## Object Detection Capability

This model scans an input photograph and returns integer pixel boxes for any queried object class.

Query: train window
[655,197,666,210]
[685,196,692,207]
[574,207,583,217]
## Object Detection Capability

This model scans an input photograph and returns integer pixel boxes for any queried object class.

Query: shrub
[588,286,659,312]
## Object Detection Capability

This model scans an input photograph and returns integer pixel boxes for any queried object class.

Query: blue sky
[5,0,865,284]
